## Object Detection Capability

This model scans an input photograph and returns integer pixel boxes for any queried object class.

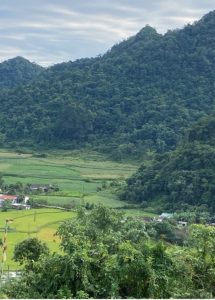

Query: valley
[0,149,156,270]
[0,7,215,298]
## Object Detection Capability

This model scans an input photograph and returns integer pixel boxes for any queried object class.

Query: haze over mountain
[0,11,215,160]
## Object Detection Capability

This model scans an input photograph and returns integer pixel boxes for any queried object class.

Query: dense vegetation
[1,11,215,158]
[121,115,215,212]
[2,206,215,299]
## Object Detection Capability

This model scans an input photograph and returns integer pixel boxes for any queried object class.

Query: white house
[0,194,17,207]
[0,194,30,209]
[156,212,174,222]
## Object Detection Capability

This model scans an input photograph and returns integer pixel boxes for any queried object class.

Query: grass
[84,192,125,208]
[0,149,136,209]
[121,209,157,217]
[0,208,75,270]
[0,149,135,194]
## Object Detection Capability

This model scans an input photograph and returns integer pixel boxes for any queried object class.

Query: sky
[0,0,215,67]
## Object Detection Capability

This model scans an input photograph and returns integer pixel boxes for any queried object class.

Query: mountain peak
[198,10,215,24]
[138,25,157,35]
[0,56,44,88]
[3,56,42,68]
[135,25,159,41]
[8,56,29,62]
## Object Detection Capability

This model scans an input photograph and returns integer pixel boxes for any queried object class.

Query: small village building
[23,196,29,203]
[29,184,53,192]
[178,221,188,227]
[0,194,30,209]
[0,194,17,207]
[160,213,174,219]
[156,212,174,222]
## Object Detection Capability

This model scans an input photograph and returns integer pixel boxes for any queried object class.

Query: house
[178,221,188,227]
[0,194,30,210]
[24,196,29,203]
[28,184,54,193]
[0,194,17,207]
[156,212,174,222]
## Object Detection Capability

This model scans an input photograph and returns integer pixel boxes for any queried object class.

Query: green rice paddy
[0,209,75,270]
[0,149,154,270]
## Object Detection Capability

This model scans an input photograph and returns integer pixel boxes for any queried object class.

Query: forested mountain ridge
[1,11,215,157]
[121,115,215,212]
[0,56,44,88]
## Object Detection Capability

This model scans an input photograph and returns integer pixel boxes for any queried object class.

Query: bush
[28,199,48,207]
[1,201,11,212]
[62,203,76,210]
[32,153,47,158]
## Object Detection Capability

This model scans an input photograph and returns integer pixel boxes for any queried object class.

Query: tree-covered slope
[1,11,215,156]
[0,56,44,88]
[121,115,215,212]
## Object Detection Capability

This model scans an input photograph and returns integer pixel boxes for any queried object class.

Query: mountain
[121,115,215,212]
[0,11,215,156]
[0,56,44,88]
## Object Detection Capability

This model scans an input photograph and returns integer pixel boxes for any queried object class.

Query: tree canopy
[2,207,215,298]
[121,115,215,212]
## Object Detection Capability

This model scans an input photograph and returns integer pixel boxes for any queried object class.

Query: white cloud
[0,0,214,66]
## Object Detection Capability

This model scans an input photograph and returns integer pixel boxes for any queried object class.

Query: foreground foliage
[2,206,215,298]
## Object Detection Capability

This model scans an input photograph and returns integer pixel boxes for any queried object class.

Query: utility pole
[34,211,37,222]
[0,219,13,281]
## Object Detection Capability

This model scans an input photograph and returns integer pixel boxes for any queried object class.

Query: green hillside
[121,115,215,212]
[1,12,215,158]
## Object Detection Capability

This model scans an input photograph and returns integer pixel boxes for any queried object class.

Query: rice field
[0,149,154,270]
[0,149,137,207]
[0,208,75,270]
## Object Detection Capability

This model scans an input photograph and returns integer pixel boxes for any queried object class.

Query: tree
[1,201,11,212]
[13,237,49,267]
